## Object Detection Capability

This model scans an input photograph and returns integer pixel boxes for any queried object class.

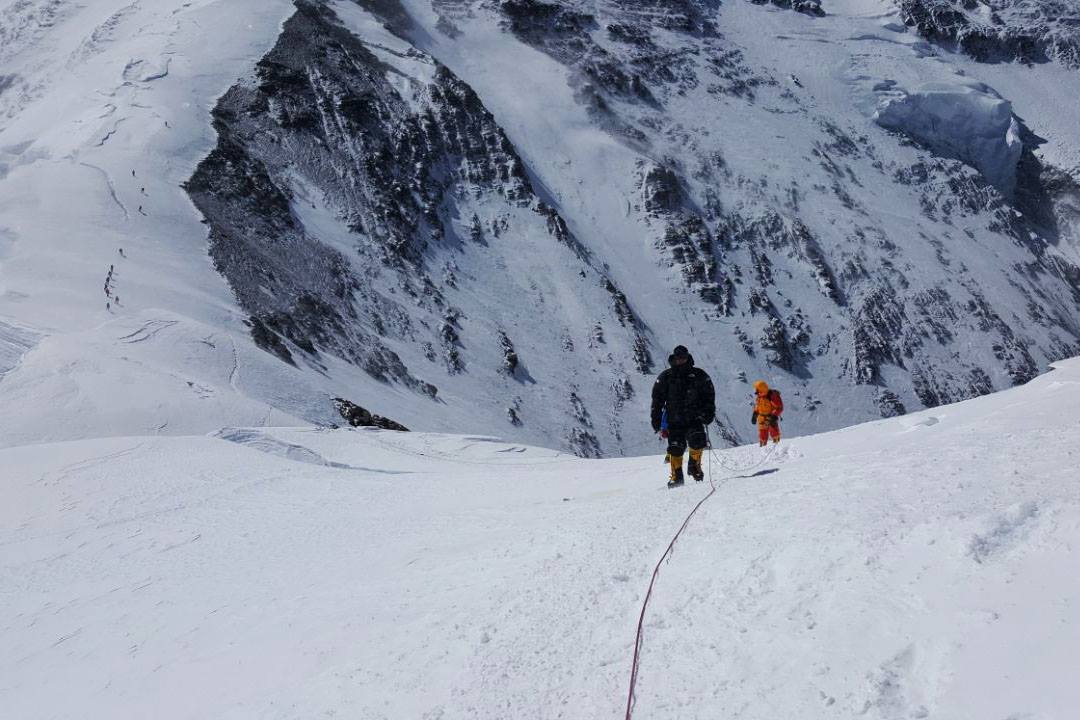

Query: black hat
[672,345,689,358]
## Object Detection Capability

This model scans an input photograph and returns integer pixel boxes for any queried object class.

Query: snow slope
[0,0,333,443]
[3,0,1080,456]
[4,357,1079,719]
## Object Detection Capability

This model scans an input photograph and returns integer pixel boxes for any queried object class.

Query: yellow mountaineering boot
[668,453,685,488]
[687,448,704,482]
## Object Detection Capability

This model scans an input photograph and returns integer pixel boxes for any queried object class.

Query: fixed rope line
[711,442,777,476]
[624,483,717,719]
[624,429,781,718]
[625,428,723,720]
[709,424,778,475]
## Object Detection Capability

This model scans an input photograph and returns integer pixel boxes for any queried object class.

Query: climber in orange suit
[752,380,783,446]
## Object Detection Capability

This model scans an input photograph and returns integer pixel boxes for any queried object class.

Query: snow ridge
[3,356,1079,718]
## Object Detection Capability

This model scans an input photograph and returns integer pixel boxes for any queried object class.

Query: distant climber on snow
[752,380,784,447]
[651,345,715,488]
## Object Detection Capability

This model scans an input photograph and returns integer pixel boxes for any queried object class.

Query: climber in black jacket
[651,345,716,487]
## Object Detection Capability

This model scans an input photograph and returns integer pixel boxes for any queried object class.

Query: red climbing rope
[624,435,777,718]
[624,480,717,720]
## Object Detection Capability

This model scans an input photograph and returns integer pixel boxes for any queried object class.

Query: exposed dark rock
[900,0,1080,67]
[966,289,1039,384]
[643,165,683,215]
[567,426,603,457]
[180,0,1080,455]
[0,74,18,98]
[632,335,654,373]
[876,389,908,418]
[248,315,295,366]
[712,416,744,447]
[750,0,825,17]
[852,288,907,384]
[912,287,958,344]
[332,397,410,430]
[186,0,651,448]
[567,388,602,456]
[607,22,655,48]
[499,331,519,373]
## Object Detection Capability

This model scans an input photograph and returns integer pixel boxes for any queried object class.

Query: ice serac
[874,81,1023,198]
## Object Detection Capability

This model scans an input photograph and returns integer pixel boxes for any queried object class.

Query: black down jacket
[650,352,716,430]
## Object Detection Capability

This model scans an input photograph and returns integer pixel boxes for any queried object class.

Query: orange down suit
[753,383,782,445]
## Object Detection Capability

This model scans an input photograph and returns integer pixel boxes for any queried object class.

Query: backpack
[768,389,784,415]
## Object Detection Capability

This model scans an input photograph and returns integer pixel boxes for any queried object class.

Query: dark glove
[699,415,714,426]
[660,429,669,439]
[768,414,779,427]
[751,411,758,425]
[651,420,660,433]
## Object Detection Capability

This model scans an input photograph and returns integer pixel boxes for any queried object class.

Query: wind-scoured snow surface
[4,359,1080,718]
[3,0,1080,456]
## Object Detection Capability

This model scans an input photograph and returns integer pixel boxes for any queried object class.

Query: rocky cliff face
[186,0,1080,454]
[900,0,1080,68]
[187,0,652,455]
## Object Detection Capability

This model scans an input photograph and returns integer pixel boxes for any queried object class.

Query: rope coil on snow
[710,441,777,476]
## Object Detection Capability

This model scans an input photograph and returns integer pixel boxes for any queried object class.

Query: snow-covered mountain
[4,354,1079,718]
[2,0,1080,453]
